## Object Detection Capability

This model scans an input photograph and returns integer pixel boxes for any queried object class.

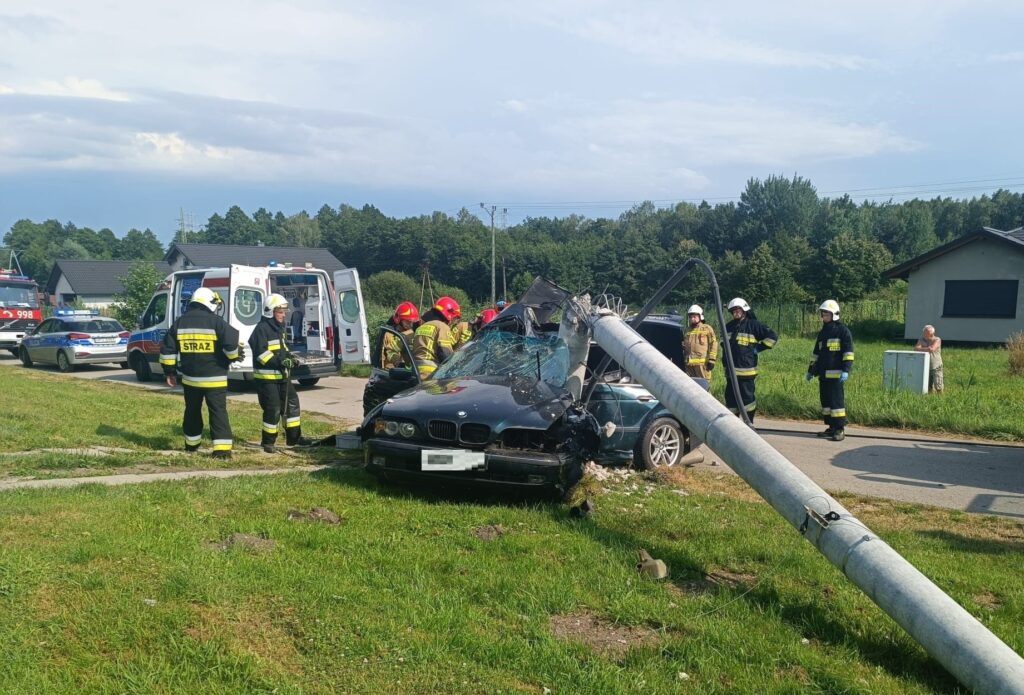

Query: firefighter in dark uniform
[723,297,778,424]
[806,299,854,441]
[413,296,461,379]
[160,287,243,459]
[249,293,312,452]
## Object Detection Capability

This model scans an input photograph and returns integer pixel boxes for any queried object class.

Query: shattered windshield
[432,330,570,388]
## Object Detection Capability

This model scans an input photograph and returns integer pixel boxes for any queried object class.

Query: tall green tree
[110,262,163,330]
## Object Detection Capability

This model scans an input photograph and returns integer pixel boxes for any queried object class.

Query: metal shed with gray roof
[883,227,1024,343]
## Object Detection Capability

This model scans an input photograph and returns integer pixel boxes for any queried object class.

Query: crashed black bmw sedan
[359,284,706,498]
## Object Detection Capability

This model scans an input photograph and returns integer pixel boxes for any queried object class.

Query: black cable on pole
[581,258,752,428]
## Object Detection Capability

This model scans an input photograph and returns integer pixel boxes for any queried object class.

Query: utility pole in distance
[479,203,506,306]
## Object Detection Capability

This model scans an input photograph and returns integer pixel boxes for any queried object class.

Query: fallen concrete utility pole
[587,306,1024,695]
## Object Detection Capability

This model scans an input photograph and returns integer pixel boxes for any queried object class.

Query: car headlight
[373,419,417,438]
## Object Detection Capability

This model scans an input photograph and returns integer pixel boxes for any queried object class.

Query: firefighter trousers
[256,379,301,445]
[725,376,758,423]
[818,378,847,430]
[183,385,232,452]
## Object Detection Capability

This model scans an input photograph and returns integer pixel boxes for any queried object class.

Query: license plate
[95,337,116,344]
[421,449,486,472]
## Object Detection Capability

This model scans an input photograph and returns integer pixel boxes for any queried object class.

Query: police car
[19,310,130,372]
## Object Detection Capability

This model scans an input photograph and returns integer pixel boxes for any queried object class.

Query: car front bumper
[364,438,582,495]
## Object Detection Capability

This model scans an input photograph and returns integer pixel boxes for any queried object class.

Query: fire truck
[0,268,42,355]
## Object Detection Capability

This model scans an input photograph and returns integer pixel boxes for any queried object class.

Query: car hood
[381,375,571,431]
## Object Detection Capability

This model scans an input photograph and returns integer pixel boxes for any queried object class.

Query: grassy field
[712,335,1024,441]
[0,367,350,479]
[0,468,1020,694]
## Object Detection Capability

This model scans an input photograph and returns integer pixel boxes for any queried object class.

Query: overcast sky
[3,0,1024,242]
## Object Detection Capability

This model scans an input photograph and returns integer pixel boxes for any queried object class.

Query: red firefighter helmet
[393,301,420,323]
[479,308,498,325]
[434,296,461,322]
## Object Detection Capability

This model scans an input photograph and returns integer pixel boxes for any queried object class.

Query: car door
[363,325,420,414]
[25,318,52,361]
[228,265,270,371]
[332,268,369,364]
[44,318,66,363]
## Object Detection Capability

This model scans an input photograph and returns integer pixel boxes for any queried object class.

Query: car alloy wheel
[19,346,33,367]
[639,417,684,470]
[56,350,74,373]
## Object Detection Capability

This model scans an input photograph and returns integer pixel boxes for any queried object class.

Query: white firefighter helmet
[190,287,221,312]
[686,304,704,320]
[727,297,750,313]
[263,293,289,317]
[819,299,840,317]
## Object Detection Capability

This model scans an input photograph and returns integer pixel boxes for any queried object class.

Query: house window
[942,280,1019,318]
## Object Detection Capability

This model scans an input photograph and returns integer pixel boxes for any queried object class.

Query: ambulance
[127,263,368,386]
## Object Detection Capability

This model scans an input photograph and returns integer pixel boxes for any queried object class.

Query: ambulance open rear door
[227,264,270,375]
[332,268,369,364]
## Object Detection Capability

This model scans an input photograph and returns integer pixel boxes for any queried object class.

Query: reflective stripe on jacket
[809,320,854,378]
[160,305,239,383]
[413,320,454,372]
[682,323,718,367]
[724,315,778,377]
[248,316,291,381]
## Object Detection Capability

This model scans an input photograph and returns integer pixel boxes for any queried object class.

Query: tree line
[6,175,1024,308]
[2,220,164,282]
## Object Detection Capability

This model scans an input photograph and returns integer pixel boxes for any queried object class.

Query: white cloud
[572,14,874,70]
[22,77,131,102]
[987,51,1024,63]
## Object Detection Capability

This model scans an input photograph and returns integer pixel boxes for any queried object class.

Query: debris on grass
[205,533,276,552]
[287,507,342,524]
[472,524,507,541]
[549,612,661,657]
[669,568,757,595]
[636,549,669,579]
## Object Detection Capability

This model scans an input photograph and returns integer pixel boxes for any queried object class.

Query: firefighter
[806,299,854,441]
[452,308,498,350]
[159,287,243,459]
[723,297,778,424]
[249,293,312,452]
[382,301,420,369]
[681,304,718,380]
[413,296,460,378]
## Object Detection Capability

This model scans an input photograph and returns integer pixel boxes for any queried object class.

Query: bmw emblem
[457,410,467,418]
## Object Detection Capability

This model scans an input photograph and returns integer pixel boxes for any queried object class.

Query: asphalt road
[3,352,1022,518]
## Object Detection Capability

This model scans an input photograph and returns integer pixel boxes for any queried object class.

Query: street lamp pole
[480,203,497,306]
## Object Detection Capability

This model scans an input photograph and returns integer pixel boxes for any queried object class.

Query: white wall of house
[904,237,1024,342]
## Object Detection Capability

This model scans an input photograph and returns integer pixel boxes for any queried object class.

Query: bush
[1008,332,1024,376]
[363,271,420,310]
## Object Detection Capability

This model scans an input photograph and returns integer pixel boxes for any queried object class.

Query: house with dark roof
[46,259,172,309]
[164,243,346,275]
[883,227,1024,343]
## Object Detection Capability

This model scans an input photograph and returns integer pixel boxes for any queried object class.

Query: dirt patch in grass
[550,612,661,657]
[205,533,276,552]
[185,603,304,674]
[669,568,757,596]
[287,507,342,524]
[472,524,507,541]
[973,592,1003,610]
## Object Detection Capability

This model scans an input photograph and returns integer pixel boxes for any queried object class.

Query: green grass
[0,469,1020,693]
[0,367,351,479]
[716,337,1024,441]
